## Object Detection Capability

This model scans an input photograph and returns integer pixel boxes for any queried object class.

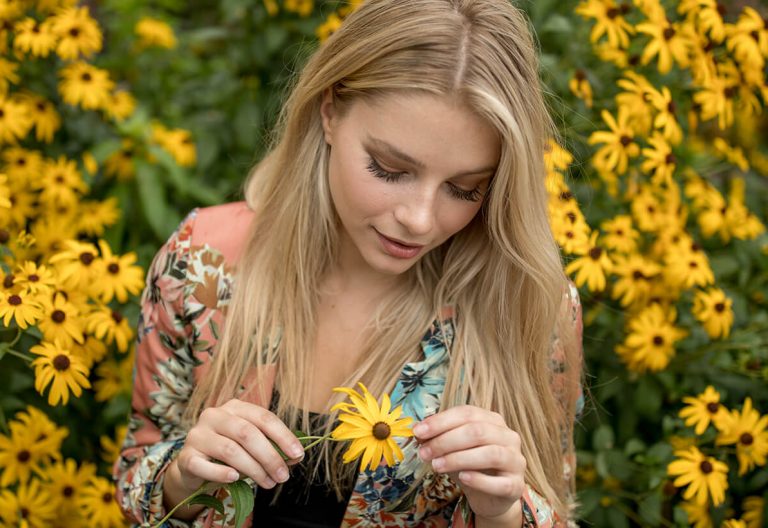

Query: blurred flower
[43,458,97,520]
[100,425,127,465]
[725,7,767,71]
[0,57,20,94]
[743,496,764,528]
[71,333,108,369]
[610,253,660,307]
[94,351,133,401]
[0,95,33,144]
[663,241,714,290]
[14,260,56,296]
[58,61,114,111]
[615,71,655,136]
[76,198,120,237]
[575,0,634,49]
[648,86,683,145]
[48,240,102,292]
[87,305,134,353]
[641,133,676,185]
[716,398,768,476]
[600,215,639,254]
[692,288,734,339]
[565,231,613,291]
[331,383,413,471]
[104,90,136,122]
[104,140,136,180]
[588,106,640,175]
[0,478,57,527]
[679,499,713,528]
[77,476,126,528]
[544,139,573,173]
[692,74,736,130]
[667,446,728,506]
[712,138,749,172]
[13,16,57,58]
[94,239,144,304]
[0,289,43,328]
[284,0,314,18]
[135,17,177,49]
[40,155,88,207]
[722,520,747,528]
[151,124,196,167]
[679,385,729,435]
[316,12,343,42]
[50,6,103,60]
[569,69,593,108]
[31,340,91,406]
[636,13,692,74]
[616,304,687,372]
[20,93,61,143]
[38,292,86,347]
[263,0,278,16]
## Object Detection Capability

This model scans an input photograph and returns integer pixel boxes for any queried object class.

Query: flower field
[0,0,765,527]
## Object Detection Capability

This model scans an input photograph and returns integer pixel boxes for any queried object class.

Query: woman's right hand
[168,398,306,498]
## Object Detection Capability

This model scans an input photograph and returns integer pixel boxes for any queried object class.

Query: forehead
[343,92,501,173]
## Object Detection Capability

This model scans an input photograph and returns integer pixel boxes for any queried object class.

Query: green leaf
[540,14,572,34]
[638,490,662,525]
[188,494,225,516]
[225,479,254,528]
[134,159,181,240]
[592,424,614,451]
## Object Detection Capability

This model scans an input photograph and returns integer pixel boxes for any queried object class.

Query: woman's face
[320,91,500,277]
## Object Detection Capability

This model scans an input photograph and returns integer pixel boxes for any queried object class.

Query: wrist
[475,499,523,528]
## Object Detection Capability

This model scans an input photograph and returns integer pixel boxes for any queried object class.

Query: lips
[374,229,424,259]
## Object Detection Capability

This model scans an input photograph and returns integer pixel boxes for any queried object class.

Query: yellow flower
[40,155,89,207]
[104,139,137,180]
[725,7,767,71]
[11,406,68,460]
[42,458,96,519]
[610,253,660,308]
[544,139,573,173]
[568,69,593,108]
[58,61,114,111]
[48,240,102,292]
[600,215,639,254]
[588,106,640,175]
[284,0,314,17]
[743,496,764,528]
[575,0,634,49]
[13,16,57,57]
[14,260,56,296]
[636,14,692,74]
[712,137,749,172]
[692,288,734,339]
[2,146,43,182]
[640,133,676,185]
[331,383,414,471]
[151,123,196,167]
[316,12,343,42]
[30,340,91,406]
[0,478,57,527]
[103,90,136,122]
[135,17,177,49]
[667,446,728,506]
[679,499,713,528]
[94,239,144,303]
[616,304,687,372]
[263,0,278,16]
[663,241,714,290]
[648,86,683,145]
[679,385,729,435]
[76,198,120,237]
[615,71,655,136]
[716,398,768,476]
[71,333,108,369]
[692,75,736,130]
[100,425,127,465]
[50,6,103,60]
[0,95,33,144]
[0,57,20,94]
[0,289,43,328]
[38,292,86,347]
[722,520,747,528]
[20,93,62,143]
[94,352,133,401]
[86,305,134,353]
[77,476,127,528]
[0,429,45,487]
[565,231,613,292]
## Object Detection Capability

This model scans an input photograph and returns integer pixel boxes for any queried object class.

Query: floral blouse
[113,202,584,528]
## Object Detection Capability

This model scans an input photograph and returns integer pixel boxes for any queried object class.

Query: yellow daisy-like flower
[588,106,640,176]
[715,398,768,476]
[600,215,639,254]
[50,6,103,60]
[743,496,764,528]
[76,198,120,237]
[103,90,136,122]
[565,231,613,292]
[667,446,728,506]
[648,86,683,145]
[94,352,133,401]
[30,340,91,406]
[692,288,734,339]
[20,93,62,143]
[615,304,687,372]
[543,139,573,173]
[11,405,68,460]
[100,425,127,465]
[574,0,634,49]
[135,17,177,49]
[58,61,114,111]
[14,260,56,296]
[263,0,278,16]
[40,155,88,207]
[48,240,102,292]
[663,241,714,290]
[38,292,86,347]
[0,289,43,328]
[104,139,137,180]
[13,16,57,58]
[0,428,45,487]
[284,0,314,17]
[2,146,44,182]
[0,478,57,527]
[77,476,125,528]
[679,499,713,528]
[0,57,20,94]
[610,253,660,308]
[42,458,96,519]
[94,239,144,303]
[0,95,33,144]
[636,15,691,74]
[568,69,593,108]
[679,385,729,435]
[331,383,414,471]
[151,124,196,167]
[722,520,747,528]
[640,133,676,186]
[71,333,108,369]
[316,12,343,42]
[86,305,134,353]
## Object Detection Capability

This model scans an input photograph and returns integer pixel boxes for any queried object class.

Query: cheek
[329,149,391,219]
[436,201,483,238]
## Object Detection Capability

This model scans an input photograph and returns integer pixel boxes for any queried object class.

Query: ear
[320,88,337,145]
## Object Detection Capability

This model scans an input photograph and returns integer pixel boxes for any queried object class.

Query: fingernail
[432,457,445,471]
[226,471,240,482]
[290,445,304,458]
[418,446,432,461]
[276,467,289,482]
[263,477,276,488]
[413,423,427,437]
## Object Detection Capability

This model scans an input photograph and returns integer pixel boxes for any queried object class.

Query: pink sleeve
[112,210,204,527]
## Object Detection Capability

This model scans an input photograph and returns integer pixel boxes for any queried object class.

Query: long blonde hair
[185,0,581,520]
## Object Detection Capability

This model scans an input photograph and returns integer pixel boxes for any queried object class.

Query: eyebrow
[365,136,497,177]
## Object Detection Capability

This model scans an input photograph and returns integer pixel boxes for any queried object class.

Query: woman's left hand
[413,405,526,524]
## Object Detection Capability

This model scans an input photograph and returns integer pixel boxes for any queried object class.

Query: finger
[413,405,506,441]
[179,448,270,488]
[207,412,293,486]
[196,431,277,489]
[417,422,517,462]
[428,445,524,475]
[457,470,525,501]
[223,399,305,460]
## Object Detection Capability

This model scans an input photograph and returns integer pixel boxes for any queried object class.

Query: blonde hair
[185,0,581,520]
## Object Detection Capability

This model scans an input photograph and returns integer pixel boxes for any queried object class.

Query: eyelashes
[365,157,483,203]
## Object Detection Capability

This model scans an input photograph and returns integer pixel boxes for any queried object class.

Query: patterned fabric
[113,202,583,528]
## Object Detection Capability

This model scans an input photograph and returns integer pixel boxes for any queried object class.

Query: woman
[113,0,584,527]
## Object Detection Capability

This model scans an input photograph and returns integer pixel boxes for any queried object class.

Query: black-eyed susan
[30,340,91,406]
[588,106,640,175]
[600,214,640,254]
[649,86,683,145]
[40,155,88,207]
[725,7,767,71]
[0,174,10,209]
[38,292,85,347]
[50,6,102,60]
[615,71,656,136]
[679,385,729,435]
[134,17,177,49]
[636,14,692,74]
[743,496,764,528]
[103,89,136,122]
[0,95,32,144]
[0,427,46,486]
[14,260,56,296]
[48,240,101,291]
[331,383,414,471]
[99,425,127,465]
[94,353,132,401]
[692,288,734,339]
[20,93,61,143]
[610,253,660,308]
[86,304,134,352]
[284,0,314,17]
[0,478,57,527]
[58,61,114,111]
[569,69,593,108]
[70,333,107,369]
[316,12,343,42]
[0,57,20,94]
[14,405,68,459]
[641,133,676,185]
[692,75,736,131]
[151,124,196,167]
[565,231,613,292]
[615,304,688,372]
[104,139,137,180]
[574,0,634,49]
[13,16,57,57]
[716,398,768,476]
[630,185,667,233]
[77,476,125,528]
[42,458,96,518]
[0,289,43,328]
[667,446,728,506]
[94,239,144,303]
[76,198,120,236]
[1,146,43,182]
[663,241,714,290]
[679,499,712,528]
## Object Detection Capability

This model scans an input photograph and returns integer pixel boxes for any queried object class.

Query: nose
[393,185,436,237]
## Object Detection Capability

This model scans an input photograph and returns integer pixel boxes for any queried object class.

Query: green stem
[4,348,33,364]
[298,434,343,452]
[150,481,212,528]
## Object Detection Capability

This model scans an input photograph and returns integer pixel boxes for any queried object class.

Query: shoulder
[187,201,255,265]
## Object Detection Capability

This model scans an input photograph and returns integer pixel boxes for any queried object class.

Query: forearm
[475,499,523,528]
[162,458,207,521]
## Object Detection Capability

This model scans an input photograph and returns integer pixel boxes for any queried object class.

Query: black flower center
[714,302,725,312]
[372,422,391,440]
[663,27,676,40]
[111,311,123,323]
[17,450,31,463]
[63,486,74,497]
[102,492,113,503]
[8,294,21,306]
[52,310,66,323]
[652,335,664,346]
[706,402,720,413]
[2,274,14,288]
[79,252,94,265]
[620,135,633,146]
[108,263,120,274]
[589,247,603,260]
[0,229,9,244]
[53,354,70,371]
[740,433,754,446]
[699,460,713,474]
